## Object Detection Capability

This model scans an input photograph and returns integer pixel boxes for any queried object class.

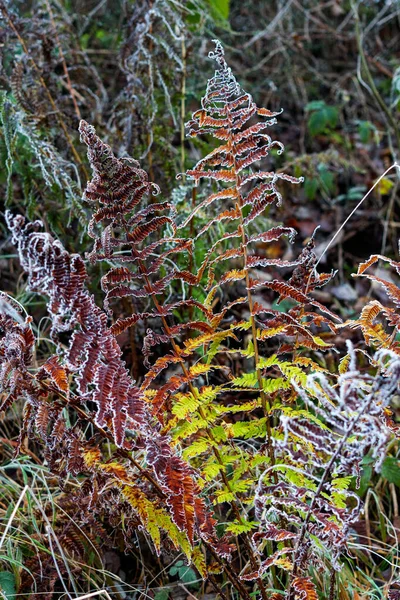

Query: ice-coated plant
[1,40,400,600]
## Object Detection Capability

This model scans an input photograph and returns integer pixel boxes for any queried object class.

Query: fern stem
[122,297,140,381]
[187,185,198,323]
[136,259,268,600]
[120,235,261,599]
[208,574,230,600]
[236,207,282,590]
[223,101,277,481]
[238,212,277,477]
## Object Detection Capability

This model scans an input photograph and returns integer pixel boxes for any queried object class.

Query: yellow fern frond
[120,485,192,559]
[183,329,235,353]
[183,437,214,459]
[82,447,101,468]
[257,325,288,339]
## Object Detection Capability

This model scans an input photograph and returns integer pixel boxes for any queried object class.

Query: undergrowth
[1,20,400,600]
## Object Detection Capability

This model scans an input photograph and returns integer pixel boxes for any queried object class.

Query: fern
[0,308,35,414]
[173,41,341,541]
[6,211,144,447]
[2,31,400,600]
[4,210,226,567]
[244,343,400,594]
[350,249,400,353]
[112,0,190,187]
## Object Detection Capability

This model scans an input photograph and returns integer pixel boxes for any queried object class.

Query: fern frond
[351,251,400,353]
[253,343,400,580]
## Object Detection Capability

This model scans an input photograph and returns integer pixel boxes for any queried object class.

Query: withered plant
[1,40,400,600]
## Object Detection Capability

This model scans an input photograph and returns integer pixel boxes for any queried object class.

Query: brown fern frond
[253,526,297,542]
[262,280,340,322]
[41,356,68,392]
[6,212,145,447]
[77,123,229,560]
[79,121,210,365]
[0,310,35,412]
[291,577,318,600]
[184,40,338,344]
[4,211,221,556]
[352,250,400,352]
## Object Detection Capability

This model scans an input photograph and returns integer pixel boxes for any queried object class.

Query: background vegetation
[0,1,400,599]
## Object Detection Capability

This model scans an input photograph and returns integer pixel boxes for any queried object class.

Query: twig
[328,567,336,600]
[180,31,186,176]
[314,163,400,270]
[71,591,113,600]
[244,0,294,47]
[352,1,400,156]
[0,2,88,179]
[43,0,81,120]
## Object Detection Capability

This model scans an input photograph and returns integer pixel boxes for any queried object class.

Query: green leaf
[271,298,296,312]
[262,377,291,393]
[335,186,367,203]
[308,111,326,136]
[211,425,227,442]
[226,520,258,535]
[381,457,400,486]
[331,476,353,491]
[169,560,184,577]
[185,2,202,25]
[317,164,335,194]
[172,392,200,419]
[214,489,235,504]
[203,462,223,480]
[305,177,318,201]
[331,491,347,509]
[207,0,230,21]
[275,465,317,491]
[231,418,267,439]
[179,565,198,586]
[307,102,339,136]
[231,372,258,388]
[154,591,170,600]
[0,572,16,600]
[170,561,199,588]
[324,105,339,128]
[358,120,374,144]
[305,100,326,111]
[182,437,211,459]
[242,339,255,358]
